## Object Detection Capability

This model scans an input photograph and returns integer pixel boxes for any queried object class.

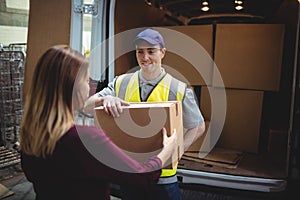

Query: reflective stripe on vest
[115,71,186,177]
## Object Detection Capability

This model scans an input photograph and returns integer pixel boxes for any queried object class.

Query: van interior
[110,0,299,192]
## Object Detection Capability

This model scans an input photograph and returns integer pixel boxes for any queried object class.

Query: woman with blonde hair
[20,45,177,200]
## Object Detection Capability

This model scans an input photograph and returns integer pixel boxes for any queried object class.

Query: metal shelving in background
[0,43,26,169]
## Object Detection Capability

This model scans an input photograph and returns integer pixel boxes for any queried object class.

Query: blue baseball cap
[134,28,165,48]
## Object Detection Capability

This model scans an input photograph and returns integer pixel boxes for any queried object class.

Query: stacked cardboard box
[161,25,214,86]
[160,24,285,157]
[213,24,285,91]
[200,87,264,153]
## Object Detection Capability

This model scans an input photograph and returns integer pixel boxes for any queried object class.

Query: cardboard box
[200,87,264,153]
[183,147,243,169]
[94,101,184,168]
[160,25,214,86]
[214,24,285,91]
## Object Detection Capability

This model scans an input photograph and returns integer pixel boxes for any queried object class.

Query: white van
[25,0,300,199]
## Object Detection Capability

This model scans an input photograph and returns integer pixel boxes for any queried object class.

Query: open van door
[70,0,115,93]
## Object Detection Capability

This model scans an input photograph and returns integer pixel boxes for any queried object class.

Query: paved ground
[0,164,121,200]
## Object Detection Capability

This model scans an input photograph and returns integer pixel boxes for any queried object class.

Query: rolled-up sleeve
[97,78,117,97]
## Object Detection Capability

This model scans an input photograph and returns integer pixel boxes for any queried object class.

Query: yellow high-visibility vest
[115,71,186,177]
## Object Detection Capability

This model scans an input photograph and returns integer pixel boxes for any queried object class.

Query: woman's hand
[157,128,177,167]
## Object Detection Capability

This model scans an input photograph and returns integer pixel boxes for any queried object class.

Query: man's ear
[161,48,166,59]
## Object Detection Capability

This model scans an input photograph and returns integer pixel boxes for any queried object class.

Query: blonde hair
[20,45,89,157]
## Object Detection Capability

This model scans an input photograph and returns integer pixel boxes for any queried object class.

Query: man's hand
[102,95,130,117]
[83,94,130,117]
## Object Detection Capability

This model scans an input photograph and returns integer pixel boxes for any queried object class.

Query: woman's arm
[72,126,176,186]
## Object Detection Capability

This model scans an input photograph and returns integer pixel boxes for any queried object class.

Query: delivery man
[84,28,205,200]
